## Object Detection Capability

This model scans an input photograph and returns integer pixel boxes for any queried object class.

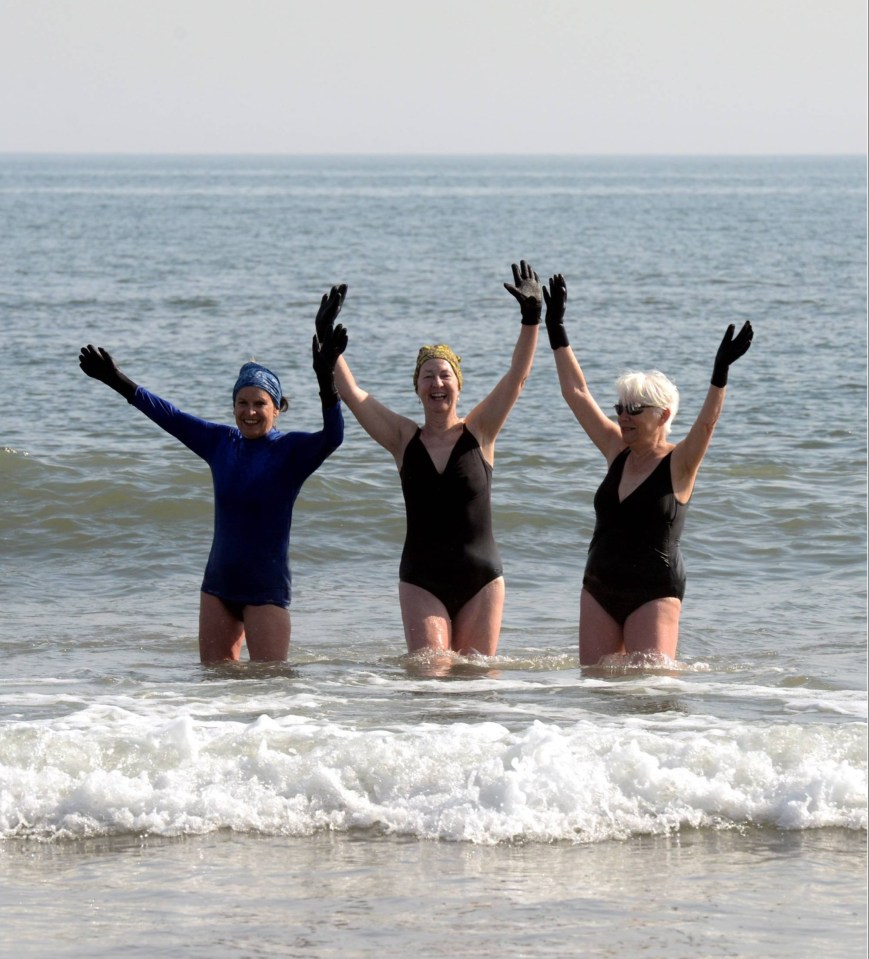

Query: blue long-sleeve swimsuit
[131,387,343,608]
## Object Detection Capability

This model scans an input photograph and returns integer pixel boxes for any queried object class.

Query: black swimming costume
[583,449,687,625]
[399,426,503,619]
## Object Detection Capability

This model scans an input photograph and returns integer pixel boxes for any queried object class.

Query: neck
[627,437,667,460]
[423,410,461,433]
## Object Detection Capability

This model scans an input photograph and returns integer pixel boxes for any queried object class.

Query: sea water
[0,155,866,958]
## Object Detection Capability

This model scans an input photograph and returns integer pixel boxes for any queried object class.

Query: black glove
[312,324,348,409]
[542,274,569,350]
[312,284,348,409]
[504,260,542,325]
[711,321,753,388]
[79,345,138,402]
[315,283,348,344]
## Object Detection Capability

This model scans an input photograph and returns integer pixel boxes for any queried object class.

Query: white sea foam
[2,712,864,844]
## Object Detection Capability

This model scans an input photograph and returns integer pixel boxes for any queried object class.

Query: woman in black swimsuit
[326,262,541,657]
[543,274,753,666]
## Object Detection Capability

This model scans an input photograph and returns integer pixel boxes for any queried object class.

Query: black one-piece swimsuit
[399,426,503,619]
[583,449,687,625]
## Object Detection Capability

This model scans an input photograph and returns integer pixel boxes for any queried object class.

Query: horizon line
[0,150,866,160]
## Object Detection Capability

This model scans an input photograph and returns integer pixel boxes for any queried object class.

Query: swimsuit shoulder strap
[610,447,631,475]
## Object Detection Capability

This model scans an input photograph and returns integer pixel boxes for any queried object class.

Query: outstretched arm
[543,275,623,462]
[79,345,139,402]
[80,346,225,459]
[466,260,541,453]
[671,321,754,501]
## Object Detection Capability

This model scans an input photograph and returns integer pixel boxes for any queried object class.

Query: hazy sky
[1,0,866,154]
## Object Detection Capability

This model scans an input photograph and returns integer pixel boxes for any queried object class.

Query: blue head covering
[232,362,282,408]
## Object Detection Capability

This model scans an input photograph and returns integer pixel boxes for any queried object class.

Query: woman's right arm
[79,345,138,401]
[334,353,417,461]
[314,286,417,462]
[544,276,623,461]
[79,344,221,459]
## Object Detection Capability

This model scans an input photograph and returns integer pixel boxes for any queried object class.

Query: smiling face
[416,358,460,413]
[234,386,279,439]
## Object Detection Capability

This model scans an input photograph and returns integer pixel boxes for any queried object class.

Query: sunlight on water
[0,154,865,959]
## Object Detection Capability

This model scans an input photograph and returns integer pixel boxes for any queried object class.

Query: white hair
[615,370,679,436]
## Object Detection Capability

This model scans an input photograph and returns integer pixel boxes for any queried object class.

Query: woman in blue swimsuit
[542,274,753,666]
[78,286,347,664]
[325,263,542,657]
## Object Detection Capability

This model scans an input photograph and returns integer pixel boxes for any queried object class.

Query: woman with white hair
[542,274,753,666]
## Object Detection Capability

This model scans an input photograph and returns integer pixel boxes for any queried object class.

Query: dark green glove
[79,345,138,402]
[711,321,753,387]
[504,260,542,325]
[542,274,569,350]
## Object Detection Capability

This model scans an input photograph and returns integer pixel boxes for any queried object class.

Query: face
[234,386,279,439]
[416,359,459,411]
[615,400,666,444]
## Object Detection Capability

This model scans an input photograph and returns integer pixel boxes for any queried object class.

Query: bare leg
[452,577,505,656]
[399,582,452,652]
[243,604,291,662]
[399,578,505,656]
[623,597,681,660]
[579,588,625,666]
[198,592,245,663]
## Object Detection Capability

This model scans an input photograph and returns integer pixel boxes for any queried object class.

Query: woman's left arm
[672,321,754,500]
[466,261,541,456]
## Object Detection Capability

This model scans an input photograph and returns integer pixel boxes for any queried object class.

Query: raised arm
[332,349,416,462]
[314,285,416,462]
[465,261,541,454]
[543,275,623,462]
[79,345,139,402]
[311,285,348,413]
[671,320,753,501]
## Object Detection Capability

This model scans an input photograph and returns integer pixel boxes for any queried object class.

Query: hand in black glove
[504,260,542,325]
[542,274,569,350]
[315,283,348,346]
[312,323,348,409]
[79,345,138,401]
[711,321,754,387]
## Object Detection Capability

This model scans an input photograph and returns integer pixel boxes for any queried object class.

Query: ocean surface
[0,154,866,958]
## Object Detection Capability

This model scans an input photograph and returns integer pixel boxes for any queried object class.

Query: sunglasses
[613,403,655,416]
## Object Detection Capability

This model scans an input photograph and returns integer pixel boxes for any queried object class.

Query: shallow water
[2,829,865,959]
[0,154,866,956]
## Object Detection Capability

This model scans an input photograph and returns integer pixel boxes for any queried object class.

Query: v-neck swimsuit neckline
[416,424,466,476]
[615,448,672,504]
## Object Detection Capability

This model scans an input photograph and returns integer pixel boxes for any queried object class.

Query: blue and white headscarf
[232,362,282,408]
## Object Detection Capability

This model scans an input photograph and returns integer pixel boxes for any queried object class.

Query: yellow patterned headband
[413,344,463,391]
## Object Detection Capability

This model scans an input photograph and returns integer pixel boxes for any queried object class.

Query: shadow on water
[397,649,505,681]
[582,650,687,678]
[388,648,692,721]
[573,652,690,714]
[198,661,302,682]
